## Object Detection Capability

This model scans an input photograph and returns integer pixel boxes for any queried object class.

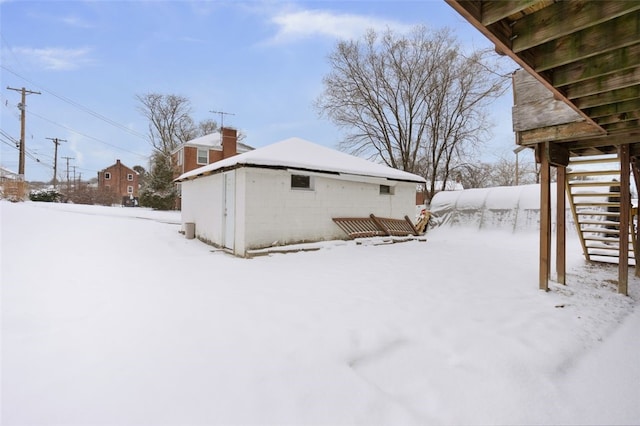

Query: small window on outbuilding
[291,174,311,190]
[380,184,392,194]
[105,172,111,180]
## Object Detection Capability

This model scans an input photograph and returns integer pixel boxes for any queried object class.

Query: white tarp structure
[429,183,572,233]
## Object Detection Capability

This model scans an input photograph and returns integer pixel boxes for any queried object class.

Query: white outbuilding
[175,137,426,256]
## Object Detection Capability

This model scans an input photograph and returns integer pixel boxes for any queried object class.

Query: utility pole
[46,137,67,188]
[62,156,74,195]
[209,110,235,130]
[7,86,41,177]
[72,166,77,188]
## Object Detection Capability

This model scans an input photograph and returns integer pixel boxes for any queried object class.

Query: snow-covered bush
[29,188,61,203]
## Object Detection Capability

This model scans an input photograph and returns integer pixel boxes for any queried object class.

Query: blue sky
[1,0,521,183]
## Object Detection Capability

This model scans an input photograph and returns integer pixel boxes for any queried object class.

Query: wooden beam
[512,1,640,53]
[532,12,640,72]
[602,120,640,134]
[562,133,640,150]
[480,0,540,26]
[445,0,604,133]
[556,165,566,285]
[575,84,640,109]
[566,67,640,99]
[597,115,640,130]
[518,121,602,145]
[552,43,640,87]
[618,144,630,295]
[588,98,640,119]
[513,97,585,132]
[539,142,551,291]
[595,111,640,127]
[547,142,570,167]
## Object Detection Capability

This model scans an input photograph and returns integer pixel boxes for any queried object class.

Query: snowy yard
[2,200,639,425]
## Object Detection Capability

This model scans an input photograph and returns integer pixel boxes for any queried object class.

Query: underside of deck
[447,0,640,295]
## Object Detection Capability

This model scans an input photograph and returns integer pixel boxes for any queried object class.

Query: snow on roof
[175,137,426,183]
[185,132,221,147]
[0,166,19,177]
[174,132,253,153]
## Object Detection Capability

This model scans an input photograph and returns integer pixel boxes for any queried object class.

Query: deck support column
[631,160,640,277]
[539,142,551,291]
[556,165,566,284]
[618,145,630,295]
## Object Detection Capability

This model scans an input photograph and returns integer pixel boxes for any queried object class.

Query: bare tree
[196,118,218,137]
[316,26,509,202]
[458,162,494,189]
[136,93,197,155]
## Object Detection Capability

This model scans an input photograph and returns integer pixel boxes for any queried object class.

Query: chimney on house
[222,127,238,159]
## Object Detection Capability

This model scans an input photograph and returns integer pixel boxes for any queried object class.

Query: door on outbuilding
[223,171,235,250]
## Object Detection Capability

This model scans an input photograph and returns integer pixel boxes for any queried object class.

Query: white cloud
[267,9,414,44]
[60,15,94,29]
[14,47,94,71]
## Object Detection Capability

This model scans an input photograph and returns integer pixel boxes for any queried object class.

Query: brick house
[97,159,139,205]
[171,127,253,208]
[171,127,253,178]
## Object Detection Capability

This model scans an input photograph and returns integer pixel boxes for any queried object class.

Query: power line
[2,64,148,140]
[27,110,148,158]
[0,136,53,170]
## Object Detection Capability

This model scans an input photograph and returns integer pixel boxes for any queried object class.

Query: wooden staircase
[567,154,637,265]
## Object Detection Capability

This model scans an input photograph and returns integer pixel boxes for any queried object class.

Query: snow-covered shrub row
[29,188,61,203]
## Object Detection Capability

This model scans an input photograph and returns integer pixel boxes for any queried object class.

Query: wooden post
[539,142,551,291]
[631,160,640,277]
[618,145,630,296]
[556,165,566,284]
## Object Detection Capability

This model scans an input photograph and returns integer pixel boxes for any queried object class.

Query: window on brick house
[105,172,111,180]
[127,173,133,181]
[127,186,133,194]
[197,148,208,165]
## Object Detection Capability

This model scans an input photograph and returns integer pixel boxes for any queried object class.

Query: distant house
[97,159,139,205]
[0,166,20,182]
[0,166,25,201]
[171,127,253,178]
[171,127,253,209]
[175,137,426,257]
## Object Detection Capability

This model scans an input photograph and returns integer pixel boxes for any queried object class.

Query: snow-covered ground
[2,200,639,425]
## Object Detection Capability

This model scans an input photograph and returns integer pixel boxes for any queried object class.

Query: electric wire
[27,110,148,158]
[1,64,148,140]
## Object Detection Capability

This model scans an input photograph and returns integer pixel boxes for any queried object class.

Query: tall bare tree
[136,93,197,156]
[316,26,509,201]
